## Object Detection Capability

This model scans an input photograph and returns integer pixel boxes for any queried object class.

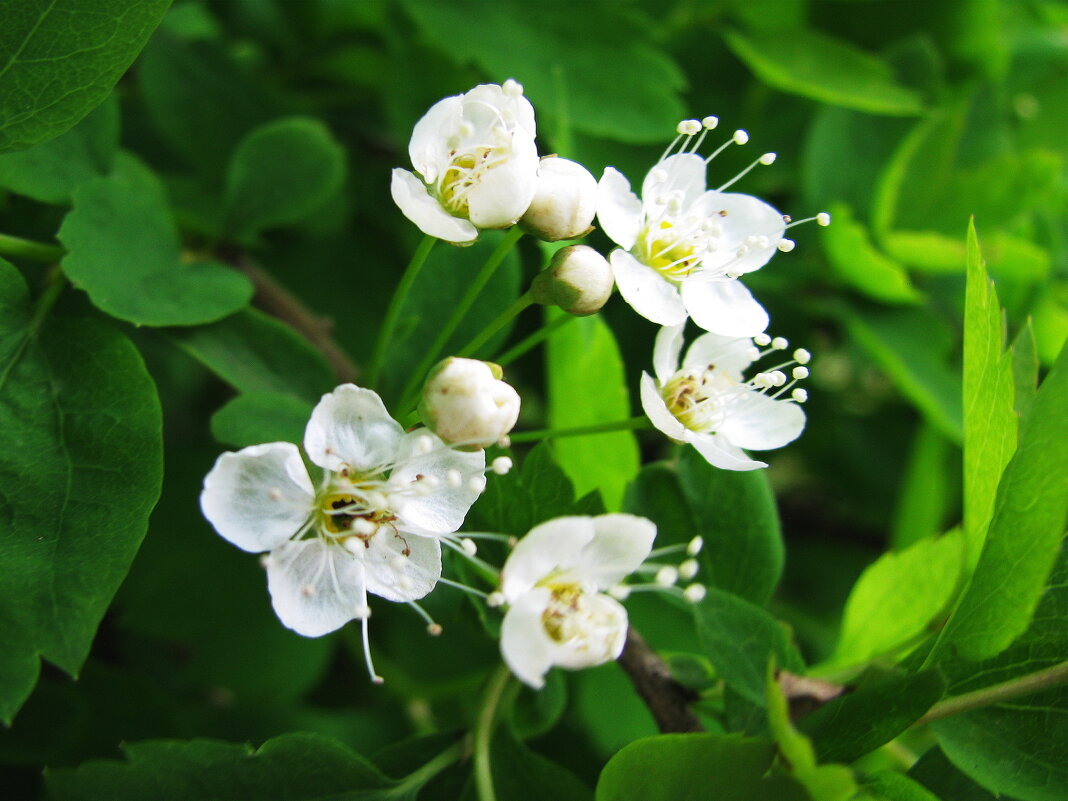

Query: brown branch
[617,626,704,733]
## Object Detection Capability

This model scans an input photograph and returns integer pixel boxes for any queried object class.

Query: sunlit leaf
[821,204,923,304]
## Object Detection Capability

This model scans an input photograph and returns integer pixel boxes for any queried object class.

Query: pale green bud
[530,245,613,316]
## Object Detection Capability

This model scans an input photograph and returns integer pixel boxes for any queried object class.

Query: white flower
[200,385,485,652]
[391,80,539,243]
[530,244,613,316]
[520,156,598,241]
[498,514,656,689]
[418,357,521,449]
[640,324,807,471]
[598,118,796,337]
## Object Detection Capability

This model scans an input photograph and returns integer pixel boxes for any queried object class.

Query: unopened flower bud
[519,156,598,241]
[418,358,521,450]
[530,245,613,316]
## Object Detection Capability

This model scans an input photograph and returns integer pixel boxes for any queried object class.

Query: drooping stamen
[406,601,443,635]
[437,576,489,598]
[702,129,749,166]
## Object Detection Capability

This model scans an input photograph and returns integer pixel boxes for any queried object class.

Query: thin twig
[617,626,704,733]
[917,660,1068,726]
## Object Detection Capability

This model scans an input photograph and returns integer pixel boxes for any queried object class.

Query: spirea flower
[391,80,539,243]
[598,117,828,337]
[418,357,521,449]
[640,324,808,471]
[200,384,485,680]
[495,514,656,689]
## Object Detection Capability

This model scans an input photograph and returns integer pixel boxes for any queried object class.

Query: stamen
[683,584,707,603]
[491,456,513,475]
[679,559,700,581]
[687,536,704,555]
[793,348,811,365]
[502,78,524,97]
[677,119,702,136]
[486,591,505,607]
[437,576,489,598]
[817,212,832,226]
[461,538,478,556]
[359,614,385,684]
[407,601,443,636]
[716,152,775,192]
[655,566,679,586]
[608,584,631,600]
[777,239,796,252]
[702,116,719,130]
[771,337,788,350]
[792,366,809,380]
[446,469,462,488]
[732,129,749,145]
[753,333,771,347]
[792,388,809,403]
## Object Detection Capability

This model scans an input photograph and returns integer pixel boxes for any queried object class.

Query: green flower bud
[530,245,613,316]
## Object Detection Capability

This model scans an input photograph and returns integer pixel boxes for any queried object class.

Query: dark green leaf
[821,204,922,305]
[0,260,162,724]
[209,392,312,448]
[861,771,941,801]
[0,0,170,152]
[487,726,592,801]
[511,671,567,740]
[58,153,253,326]
[890,422,956,549]
[908,747,999,801]
[623,462,695,550]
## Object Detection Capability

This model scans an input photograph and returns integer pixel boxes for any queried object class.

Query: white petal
[200,442,314,553]
[640,371,687,441]
[462,83,536,141]
[408,95,463,182]
[682,331,757,379]
[267,539,367,637]
[466,134,539,228]
[688,432,767,471]
[597,167,642,250]
[389,431,485,535]
[642,153,706,208]
[363,531,441,602]
[500,517,595,600]
[682,279,768,338]
[573,514,656,588]
[652,324,686,384]
[304,385,405,474]
[500,588,554,689]
[545,593,628,670]
[719,392,806,451]
[691,191,785,275]
[390,168,478,243]
[611,249,687,326]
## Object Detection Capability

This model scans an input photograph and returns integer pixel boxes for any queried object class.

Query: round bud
[519,156,598,242]
[418,358,521,450]
[530,245,613,316]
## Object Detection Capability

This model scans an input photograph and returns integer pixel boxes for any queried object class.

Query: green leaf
[908,748,999,801]
[693,589,803,707]
[166,308,335,403]
[831,530,965,666]
[1010,321,1039,417]
[45,733,395,800]
[798,670,946,764]
[0,94,119,203]
[861,771,941,801]
[209,391,311,448]
[223,117,346,240]
[596,734,808,801]
[961,221,1017,570]
[0,260,163,724]
[723,28,923,116]
[882,231,966,273]
[890,422,956,549]
[821,204,923,304]
[546,310,639,511]
[57,153,253,326]
[1032,285,1068,366]
[0,0,170,152]
[487,727,592,801]
[677,447,784,605]
[935,342,1068,661]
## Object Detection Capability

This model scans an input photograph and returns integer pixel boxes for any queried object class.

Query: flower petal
[682,278,768,338]
[466,133,539,228]
[640,371,687,441]
[304,384,405,474]
[200,442,313,553]
[642,153,706,208]
[682,332,758,379]
[408,95,463,182]
[597,167,642,250]
[266,539,367,637]
[389,430,486,535]
[363,531,441,602]
[501,517,596,600]
[611,249,687,326]
[500,587,554,689]
[545,593,628,670]
[653,324,686,384]
[573,514,656,588]
[720,391,806,451]
[391,168,478,243]
[688,432,767,471]
[690,191,785,275]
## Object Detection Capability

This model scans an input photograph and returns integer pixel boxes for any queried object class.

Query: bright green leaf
[0,260,162,724]
[209,392,311,448]
[1011,321,1039,417]
[821,204,923,304]
[883,231,966,273]
[57,153,253,326]
[0,0,170,152]
[1032,285,1068,366]
[890,422,956,549]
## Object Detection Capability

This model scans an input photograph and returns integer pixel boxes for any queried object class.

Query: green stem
[494,312,574,367]
[473,664,513,801]
[509,415,650,443]
[399,228,524,410]
[0,233,66,263]
[458,291,534,360]
[917,660,1068,726]
[369,235,436,387]
[386,739,465,799]
[0,271,68,392]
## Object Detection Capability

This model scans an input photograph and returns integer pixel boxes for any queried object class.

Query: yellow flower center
[639,221,699,279]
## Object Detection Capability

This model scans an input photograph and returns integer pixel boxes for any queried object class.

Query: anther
[759,152,776,165]
[609,584,632,600]
[792,366,810,380]
[302,584,316,597]
[702,115,719,130]
[497,434,511,448]
[398,575,414,591]
[683,584,707,603]
[679,559,699,581]
[770,371,788,387]
[655,566,679,586]
[469,475,487,493]
[502,78,523,96]
[753,333,771,347]
[792,388,808,403]
[416,435,435,455]
[777,239,796,252]
[427,623,443,636]
[354,604,372,620]
[793,348,811,364]
[732,130,749,145]
[687,536,704,556]
[268,488,282,500]
[771,337,788,350]
[486,591,505,607]
[817,212,832,226]
[461,538,478,556]
[259,555,272,568]
[677,119,702,136]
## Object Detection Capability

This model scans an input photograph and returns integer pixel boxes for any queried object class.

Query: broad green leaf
[1011,321,1039,417]
[45,733,394,800]
[821,204,923,304]
[596,734,808,801]
[0,0,170,152]
[0,260,163,724]
[798,670,946,764]
[831,530,965,666]
[861,772,941,801]
[962,221,1017,569]
[486,727,592,801]
[223,117,346,240]
[623,462,695,552]
[1032,284,1068,366]
[935,342,1068,661]
[693,589,803,707]
[723,28,923,116]
[209,391,312,448]
[546,310,639,511]
[57,153,253,326]
[400,0,685,143]
[883,231,966,273]
[166,308,335,403]
[677,448,784,605]
[839,306,962,442]
[890,422,956,549]
[511,671,567,740]
[908,748,999,801]
[0,95,119,203]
